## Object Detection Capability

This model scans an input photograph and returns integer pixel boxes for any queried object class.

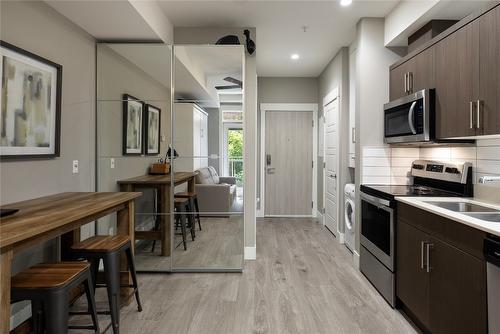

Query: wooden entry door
[323,98,338,236]
[265,111,313,216]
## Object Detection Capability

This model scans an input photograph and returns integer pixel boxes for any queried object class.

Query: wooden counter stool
[11,262,100,334]
[175,191,202,231]
[174,197,196,250]
[71,235,142,334]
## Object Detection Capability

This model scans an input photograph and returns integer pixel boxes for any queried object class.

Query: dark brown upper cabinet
[389,48,434,101]
[389,4,500,139]
[479,6,500,135]
[434,22,479,139]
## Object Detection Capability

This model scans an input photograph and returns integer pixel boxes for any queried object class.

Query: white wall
[174,28,258,256]
[355,18,401,254]
[0,1,96,328]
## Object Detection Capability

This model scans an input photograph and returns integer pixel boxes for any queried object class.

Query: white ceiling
[158,0,400,77]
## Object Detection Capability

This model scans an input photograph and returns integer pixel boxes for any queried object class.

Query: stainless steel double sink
[424,201,500,222]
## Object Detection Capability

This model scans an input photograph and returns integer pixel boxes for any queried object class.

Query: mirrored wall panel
[96,43,173,272]
[172,45,244,270]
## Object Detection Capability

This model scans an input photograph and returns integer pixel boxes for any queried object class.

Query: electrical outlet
[72,160,79,174]
[110,158,115,169]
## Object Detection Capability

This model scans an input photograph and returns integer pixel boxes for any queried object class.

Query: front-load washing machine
[344,184,355,252]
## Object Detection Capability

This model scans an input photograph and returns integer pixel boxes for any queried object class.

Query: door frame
[322,88,341,239]
[259,103,318,218]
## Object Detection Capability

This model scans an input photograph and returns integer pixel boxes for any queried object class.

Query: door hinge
[322,207,326,214]
[312,120,314,127]
[323,162,326,169]
[312,160,314,168]
[311,201,314,209]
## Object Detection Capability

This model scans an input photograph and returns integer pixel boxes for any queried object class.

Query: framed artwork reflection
[122,94,144,156]
[145,104,161,155]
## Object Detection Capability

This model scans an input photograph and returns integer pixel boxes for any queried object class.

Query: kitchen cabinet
[434,22,479,138]
[397,203,487,334]
[396,221,429,326]
[479,6,500,135]
[389,4,500,138]
[389,48,434,101]
[428,237,487,334]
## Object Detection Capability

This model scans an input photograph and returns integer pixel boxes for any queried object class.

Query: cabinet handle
[470,101,474,129]
[426,243,433,273]
[409,72,413,93]
[404,73,407,93]
[476,100,482,129]
[351,127,356,143]
[421,241,426,269]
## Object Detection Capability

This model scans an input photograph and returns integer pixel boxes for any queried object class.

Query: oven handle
[408,101,417,135]
[361,192,392,208]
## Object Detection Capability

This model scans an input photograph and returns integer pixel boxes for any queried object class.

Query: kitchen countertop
[396,196,500,237]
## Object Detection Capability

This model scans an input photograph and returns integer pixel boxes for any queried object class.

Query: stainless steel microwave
[384,89,434,144]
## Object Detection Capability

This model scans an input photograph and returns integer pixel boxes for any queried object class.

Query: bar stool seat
[71,235,129,253]
[71,235,142,334]
[174,191,202,231]
[11,262,100,334]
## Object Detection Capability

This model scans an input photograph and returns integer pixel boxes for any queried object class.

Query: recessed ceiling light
[291,54,300,60]
[340,0,352,6]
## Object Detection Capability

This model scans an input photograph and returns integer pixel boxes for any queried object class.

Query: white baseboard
[338,232,345,244]
[244,246,256,260]
[353,250,360,269]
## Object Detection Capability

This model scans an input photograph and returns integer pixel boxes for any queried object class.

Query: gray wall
[174,27,257,250]
[317,48,350,234]
[256,77,319,209]
[96,45,171,233]
[0,1,96,328]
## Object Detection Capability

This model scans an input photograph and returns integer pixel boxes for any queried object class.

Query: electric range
[359,160,473,307]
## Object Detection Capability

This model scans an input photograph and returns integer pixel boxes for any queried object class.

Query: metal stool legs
[125,246,143,312]
[103,252,121,334]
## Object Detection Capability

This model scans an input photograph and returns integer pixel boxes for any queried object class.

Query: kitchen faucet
[478,176,500,184]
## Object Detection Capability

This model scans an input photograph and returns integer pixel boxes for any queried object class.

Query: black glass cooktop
[361,184,458,201]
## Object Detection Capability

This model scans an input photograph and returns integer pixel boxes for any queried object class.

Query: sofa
[195,166,237,214]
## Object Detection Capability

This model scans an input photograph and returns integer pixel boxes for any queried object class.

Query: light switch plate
[110,158,115,169]
[72,160,79,174]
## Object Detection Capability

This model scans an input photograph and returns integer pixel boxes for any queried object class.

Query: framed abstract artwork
[145,104,161,155]
[122,94,144,156]
[0,40,62,159]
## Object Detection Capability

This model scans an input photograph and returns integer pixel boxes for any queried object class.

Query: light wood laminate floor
[71,218,418,334]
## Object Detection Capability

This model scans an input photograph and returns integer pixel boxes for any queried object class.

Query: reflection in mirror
[96,43,173,272]
[172,45,244,270]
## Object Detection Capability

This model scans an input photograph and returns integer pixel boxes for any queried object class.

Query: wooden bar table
[117,172,197,257]
[0,192,141,334]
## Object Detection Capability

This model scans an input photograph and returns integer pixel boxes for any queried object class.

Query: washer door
[345,199,354,231]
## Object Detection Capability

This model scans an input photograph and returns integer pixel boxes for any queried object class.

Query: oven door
[384,89,431,144]
[360,192,395,271]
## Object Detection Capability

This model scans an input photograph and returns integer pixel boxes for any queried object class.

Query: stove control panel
[411,160,472,184]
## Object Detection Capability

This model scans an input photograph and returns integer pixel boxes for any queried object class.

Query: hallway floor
[73,218,418,334]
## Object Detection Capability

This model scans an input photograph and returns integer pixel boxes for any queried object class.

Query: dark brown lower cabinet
[397,221,430,326]
[428,237,487,334]
[397,204,487,334]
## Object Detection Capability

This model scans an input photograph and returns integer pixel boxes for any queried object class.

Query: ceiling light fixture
[340,0,352,7]
[291,54,300,60]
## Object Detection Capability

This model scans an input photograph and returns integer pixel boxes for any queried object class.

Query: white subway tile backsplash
[391,147,420,158]
[477,138,500,147]
[477,160,500,175]
[363,167,391,176]
[420,147,451,160]
[477,146,500,160]
[363,156,390,167]
[362,147,391,157]
[391,157,418,167]
[362,176,391,185]
[450,147,477,160]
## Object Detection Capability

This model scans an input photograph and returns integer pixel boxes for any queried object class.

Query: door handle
[421,241,427,270]
[408,101,417,135]
[470,101,474,129]
[267,167,275,174]
[266,154,271,166]
[426,243,433,273]
[476,100,482,129]
[408,72,413,93]
[351,127,356,143]
[404,73,408,93]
